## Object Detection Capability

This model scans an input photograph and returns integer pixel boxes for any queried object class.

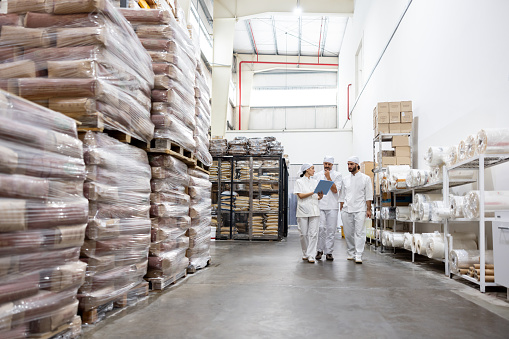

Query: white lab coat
[294,175,320,259]
[314,170,342,255]
[314,170,342,210]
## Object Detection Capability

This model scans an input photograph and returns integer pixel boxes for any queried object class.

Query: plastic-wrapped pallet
[193,58,213,166]
[186,168,212,271]
[0,0,155,143]
[0,90,88,338]
[209,139,228,156]
[147,154,190,289]
[120,8,197,153]
[80,131,151,323]
[228,137,248,155]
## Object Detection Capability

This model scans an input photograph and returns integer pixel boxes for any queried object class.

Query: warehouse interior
[1,0,509,338]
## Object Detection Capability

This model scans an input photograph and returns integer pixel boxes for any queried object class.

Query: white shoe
[355,258,363,264]
[347,256,354,260]
[302,255,308,260]
[308,257,315,263]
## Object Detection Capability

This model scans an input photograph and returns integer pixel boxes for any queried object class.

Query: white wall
[339,0,509,245]
[225,130,354,175]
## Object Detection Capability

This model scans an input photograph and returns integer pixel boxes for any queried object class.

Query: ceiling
[233,14,349,57]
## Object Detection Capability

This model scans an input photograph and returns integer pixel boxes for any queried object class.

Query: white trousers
[341,210,366,259]
[297,216,320,259]
[317,209,338,254]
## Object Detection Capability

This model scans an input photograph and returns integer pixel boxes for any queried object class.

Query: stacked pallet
[194,60,212,166]
[147,154,190,289]
[79,132,151,324]
[187,168,212,272]
[0,0,154,142]
[120,8,197,155]
[0,90,88,338]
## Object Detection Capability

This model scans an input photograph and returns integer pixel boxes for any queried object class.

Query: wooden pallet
[147,139,197,166]
[147,270,187,290]
[187,259,211,274]
[80,282,149,325]
[66,112,105,132]
[192,159,211,175]
[27,322,71,339]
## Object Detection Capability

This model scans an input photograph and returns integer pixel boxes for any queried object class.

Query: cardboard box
[361,161,374,177]
[396,156,411,165]
[400,122,412,133]
[377,112,390,124]
[377,123,390,134]
[395,146,411,157]
[381,150,395,157]
[390,112,400,123]
[392,135,409,147]
[401,101,412,111]
[389,102,401,113]
[401,111,413,123]
[382,157,397,167]
[389,123,401,133]
[373,114,377,129]
[376,102,389,113]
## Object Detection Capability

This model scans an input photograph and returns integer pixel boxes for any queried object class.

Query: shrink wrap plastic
[458,135,476,162]
[426,232,477,260]
[187,168,211,269]
[430,201,452,221]
[396,206,411,220]
[449,195,465,219]
[80,132,151,313]
[146,154,190,282]
[228,137,248,155]
[450,249,494,274]
[380,207,396,220]
[193,63,212,166]
[475,128,509,154]
[388,232,405,248]
[416,232,441,255]
[248,138,268,156]
[425,146,456,167]
[0,90,87,336]
[403,232,413,250]
[463,190,509,219]
[385,165,410,191]
[0,1,155,143]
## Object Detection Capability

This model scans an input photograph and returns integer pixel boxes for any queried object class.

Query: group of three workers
[294,156,373,264]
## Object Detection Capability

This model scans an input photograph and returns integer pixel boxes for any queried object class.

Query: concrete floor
[83,229,509,338]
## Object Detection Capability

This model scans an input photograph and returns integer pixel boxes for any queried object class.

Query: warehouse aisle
[83,229,509,339]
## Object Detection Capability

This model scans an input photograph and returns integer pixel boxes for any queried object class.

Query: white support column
[211,17,236,137]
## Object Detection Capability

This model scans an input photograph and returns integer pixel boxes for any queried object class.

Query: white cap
[347,156,360,164]
[323,155,334,163]
[300,163,312,172]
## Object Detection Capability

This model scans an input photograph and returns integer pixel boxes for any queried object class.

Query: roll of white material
[458,135,476,161]
[388,232,405,248]
[415,194,442,206]
[463,190,509,219]
[426,237,445,259]
[446,146,458,167]
[419,232,441,255]
[450,195,465,219]
[417,170,431,186]
[403,232,413,250]
[429,166,443,183]
[425,146,456,167]
[412,234,421,254]
[396,206,411,220]
[419,203,432,221]
[450,249,494,273]
[410,206,418,221]
[450,232,477,242]
[375,210,381,219]
[387,165,411,190]
[431,201,451,221]
[476,128,509,154]
[406,170,419,188]
[381,207,396,220]
[381,231,388,246]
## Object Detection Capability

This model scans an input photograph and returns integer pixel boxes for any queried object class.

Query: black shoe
[326,254,334,261]
[315,251,323,260]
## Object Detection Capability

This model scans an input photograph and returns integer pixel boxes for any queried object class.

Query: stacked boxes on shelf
[120,8,197,154]
[0,91,88,338]
[0,0,155,143]
[147,155,190,289]
[187,168,212,272]
[80,132,151,324]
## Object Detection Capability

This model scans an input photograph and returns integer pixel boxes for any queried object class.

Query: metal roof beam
[244,20,257,55]
[321,17,329,56]
[271,16,279,55]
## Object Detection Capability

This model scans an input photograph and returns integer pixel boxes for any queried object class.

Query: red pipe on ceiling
[238,60,339,130]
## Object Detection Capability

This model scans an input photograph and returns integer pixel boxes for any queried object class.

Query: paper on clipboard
[314,180,334,195]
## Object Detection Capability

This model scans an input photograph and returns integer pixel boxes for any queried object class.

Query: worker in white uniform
[314,156,342,261]
[339,156,373,264]
[294,163,323,263]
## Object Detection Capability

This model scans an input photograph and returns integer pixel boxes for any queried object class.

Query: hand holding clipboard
[314,180,334,195]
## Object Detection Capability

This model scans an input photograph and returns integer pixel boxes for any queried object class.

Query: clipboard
[314,180,334,195]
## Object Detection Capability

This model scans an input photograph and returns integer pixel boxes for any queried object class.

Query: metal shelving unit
[444,154,509,292]
[211,155,288,241]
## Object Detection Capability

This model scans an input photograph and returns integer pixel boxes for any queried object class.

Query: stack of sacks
[228,137,248,155]
[194,60,213,166]
[209,139,228,156]
[120,8,197,152]
[0,90,88,337]
[248,138,268,156]
[252,216,265,236]
[267,140,284,155]
[80,132,151,322]
[187,168,212,270]
[265,215,279,236]
[0,0,154,143]
[147,155,191,285]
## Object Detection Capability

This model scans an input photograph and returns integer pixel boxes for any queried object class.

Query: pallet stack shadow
[120,8,198,157]
[147,155,190,289]
[0,91,87,338]
[79,132,151,324]
[0,0,155,143]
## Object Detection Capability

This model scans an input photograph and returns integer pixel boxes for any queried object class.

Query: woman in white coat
[294,163,323,263]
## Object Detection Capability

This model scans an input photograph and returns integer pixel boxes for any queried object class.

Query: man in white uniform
[314,156,342,261]
[339,156,373,264]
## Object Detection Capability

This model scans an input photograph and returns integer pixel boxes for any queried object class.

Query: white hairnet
[300,163,312,172]
[323,155,334,163]
[347,156,360,164]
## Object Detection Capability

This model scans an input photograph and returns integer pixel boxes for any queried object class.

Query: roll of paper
[463,190,509,219]
[396,206,411,220]
[476,128,509,154]
[425,146,455,167]
[403,232,413,250]
[450,249,494,273]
